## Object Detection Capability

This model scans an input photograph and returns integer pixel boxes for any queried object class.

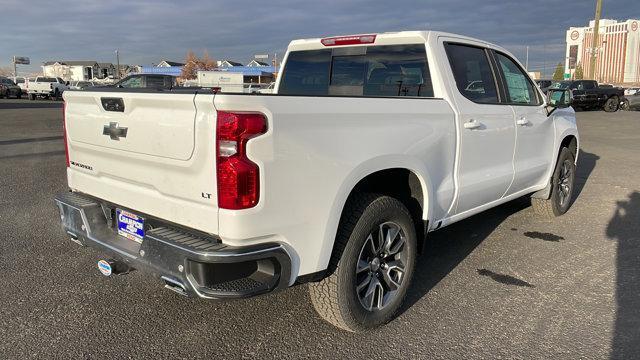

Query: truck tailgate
[63,90,219,234]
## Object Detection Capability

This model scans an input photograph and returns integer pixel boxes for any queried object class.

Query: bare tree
[0,66,14,77]
[180,50,218,80]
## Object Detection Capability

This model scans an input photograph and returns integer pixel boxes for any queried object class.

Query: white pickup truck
[28,76,69,100]
[56,31,578,332]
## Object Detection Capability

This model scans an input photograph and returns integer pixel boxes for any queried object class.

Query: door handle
[516,117,530,126]
[463,119,482,130]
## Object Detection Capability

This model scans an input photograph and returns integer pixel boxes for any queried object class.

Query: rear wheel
[309,194,417,332]
[29,94,36,100]
[532,147,576,217]
[603,96,619,112]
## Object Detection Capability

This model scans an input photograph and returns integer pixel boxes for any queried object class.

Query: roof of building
[97,63,115,68]
[215,66,276,76]
[219,60,244,67]
[158,60,185,67]
[43,60,98,66]
[248,60,270,66]
[135,66,183,76]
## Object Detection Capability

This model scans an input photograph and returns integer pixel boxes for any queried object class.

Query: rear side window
[279,44,433,97]
[444,43,499,104]
[146,76,166,88]
[40,77,57,83]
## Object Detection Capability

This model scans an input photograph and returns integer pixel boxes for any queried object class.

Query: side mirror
[546,89,572,113]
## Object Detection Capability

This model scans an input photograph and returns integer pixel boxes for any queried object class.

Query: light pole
[115,49,121,79]
[589,0,603,80]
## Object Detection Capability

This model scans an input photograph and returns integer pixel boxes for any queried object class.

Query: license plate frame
[116,208,145,243]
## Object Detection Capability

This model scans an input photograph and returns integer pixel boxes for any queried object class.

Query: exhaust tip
[162,276,188,296]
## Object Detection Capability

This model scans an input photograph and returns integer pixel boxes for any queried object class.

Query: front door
[492,52,555,195]
[443,42,516,214]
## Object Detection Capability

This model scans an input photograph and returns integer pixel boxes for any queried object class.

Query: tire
[603,96,619,112]
[620,99,629,111]
[17,91,21,99]
[29,94,36,101]
[532,147,576,217]
[309,193,417,332]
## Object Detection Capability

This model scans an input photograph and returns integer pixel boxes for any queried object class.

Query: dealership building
[565,19,640,83]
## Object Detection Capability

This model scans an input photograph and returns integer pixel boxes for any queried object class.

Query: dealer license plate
[116,209,145,243]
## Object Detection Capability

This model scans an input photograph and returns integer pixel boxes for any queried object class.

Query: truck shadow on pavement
[401,149,599,314]
[0,101,63,110]
[606,191,640,360]
[573,150,600,206]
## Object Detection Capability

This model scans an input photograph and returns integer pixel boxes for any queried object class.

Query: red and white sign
[570,30,580,41]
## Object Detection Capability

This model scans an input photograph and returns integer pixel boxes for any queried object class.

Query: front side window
[279,44,433,97]
[495,53,539,105]
[444,43,499,104]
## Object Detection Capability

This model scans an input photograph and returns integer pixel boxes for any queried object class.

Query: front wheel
[309,194,417,332]
[620,99,629,111]
[532,147,576,217]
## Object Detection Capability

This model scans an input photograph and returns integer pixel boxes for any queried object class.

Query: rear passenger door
[443,42,516,214]
[492,52,554,195]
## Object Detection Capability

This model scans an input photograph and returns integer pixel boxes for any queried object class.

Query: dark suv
[0,77,22,99]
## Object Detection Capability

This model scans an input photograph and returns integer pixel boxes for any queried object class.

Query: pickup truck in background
[15,77,32,95]
[56,31,578,332]
[549,79,625,112]
[108,74,178,89]
[28,76,69,100]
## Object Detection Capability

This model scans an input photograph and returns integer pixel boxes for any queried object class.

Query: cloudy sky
[1,0,638,76]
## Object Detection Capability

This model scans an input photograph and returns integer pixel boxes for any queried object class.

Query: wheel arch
[532,129,579,199]
[316,157,434,273]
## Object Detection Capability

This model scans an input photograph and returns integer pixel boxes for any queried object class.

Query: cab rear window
[279,44,434,97]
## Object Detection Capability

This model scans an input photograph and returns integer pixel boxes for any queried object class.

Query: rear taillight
[216,111,267,210]
[321,34,376,46]
[63,102,69,167]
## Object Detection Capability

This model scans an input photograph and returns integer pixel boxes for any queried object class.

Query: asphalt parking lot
[1,98,639,359]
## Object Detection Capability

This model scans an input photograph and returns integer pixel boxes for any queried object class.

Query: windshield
[549,81,570,89]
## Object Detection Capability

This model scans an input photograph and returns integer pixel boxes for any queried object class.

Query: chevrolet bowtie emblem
[103,122,128,140]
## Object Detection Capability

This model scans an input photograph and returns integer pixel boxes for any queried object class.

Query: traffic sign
[13,56,30,65]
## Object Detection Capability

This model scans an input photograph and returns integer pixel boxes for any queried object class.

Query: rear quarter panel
[213,94,456,276]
